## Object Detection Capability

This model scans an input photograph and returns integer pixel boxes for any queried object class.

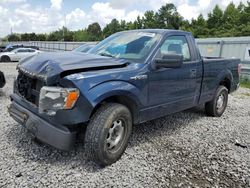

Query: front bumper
[8,101,76,150]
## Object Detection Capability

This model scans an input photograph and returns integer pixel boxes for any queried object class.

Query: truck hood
[17,52,128,84]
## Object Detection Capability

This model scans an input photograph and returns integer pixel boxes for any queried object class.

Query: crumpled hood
[17,52,128,84]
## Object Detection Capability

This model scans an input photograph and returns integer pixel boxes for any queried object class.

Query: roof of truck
[119,29,191,35]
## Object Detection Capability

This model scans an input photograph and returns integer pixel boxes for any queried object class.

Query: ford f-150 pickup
[8,29,241,166]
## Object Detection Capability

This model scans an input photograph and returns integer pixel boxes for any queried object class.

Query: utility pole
[62,14,66,41]
[63,26,64,41]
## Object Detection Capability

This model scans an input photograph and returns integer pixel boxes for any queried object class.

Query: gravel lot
[0,62,249,187]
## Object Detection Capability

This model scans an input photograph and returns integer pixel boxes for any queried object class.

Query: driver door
[146,35,200,120]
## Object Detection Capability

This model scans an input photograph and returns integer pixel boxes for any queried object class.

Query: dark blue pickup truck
[9,29,240,165]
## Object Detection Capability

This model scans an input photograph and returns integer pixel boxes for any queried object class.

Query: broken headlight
[39,86,79,116]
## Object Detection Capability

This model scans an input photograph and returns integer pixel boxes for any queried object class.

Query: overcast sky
[0,0,248,37]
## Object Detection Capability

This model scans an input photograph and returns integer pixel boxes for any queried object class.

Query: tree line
[5,2,250,42]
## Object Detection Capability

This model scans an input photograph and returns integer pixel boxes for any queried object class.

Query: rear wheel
[84,103,132,166]
[205,85,228,117]
[1,56,11,62]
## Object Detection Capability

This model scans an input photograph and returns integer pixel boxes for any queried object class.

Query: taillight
[238,64,242,75]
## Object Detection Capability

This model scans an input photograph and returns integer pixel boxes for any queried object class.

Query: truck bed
[199,57,240,103]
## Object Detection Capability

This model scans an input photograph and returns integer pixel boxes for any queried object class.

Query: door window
[159,35,191,61]
[17,49,29,53]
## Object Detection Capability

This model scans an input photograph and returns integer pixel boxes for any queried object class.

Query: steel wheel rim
[106,119,125,151]
[216,93,225,110]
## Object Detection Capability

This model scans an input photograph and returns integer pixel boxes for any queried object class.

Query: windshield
[89,31,161,62]
[73,44,95,53]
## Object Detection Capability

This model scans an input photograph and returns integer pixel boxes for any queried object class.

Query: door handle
[190,69,196,77]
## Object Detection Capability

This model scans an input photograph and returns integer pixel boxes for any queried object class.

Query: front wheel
[84,103,132,166]
[205,85,228,117]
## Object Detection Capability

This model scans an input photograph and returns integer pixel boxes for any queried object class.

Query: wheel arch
[1,55,11,62]
[90,94,140,124]
[219,77,231,93]
[216,69,233,93]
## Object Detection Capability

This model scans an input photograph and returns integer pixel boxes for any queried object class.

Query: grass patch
[240,77,250,89]
[240,82,250,89]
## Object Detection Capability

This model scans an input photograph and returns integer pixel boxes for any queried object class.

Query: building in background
[196,37,250,64]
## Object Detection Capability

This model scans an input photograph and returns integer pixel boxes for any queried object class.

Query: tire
[205,85,228,117]
[1,56,11,62]
[84,103,132,166]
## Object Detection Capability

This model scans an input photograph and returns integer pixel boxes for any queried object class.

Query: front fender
[85,81,146,108]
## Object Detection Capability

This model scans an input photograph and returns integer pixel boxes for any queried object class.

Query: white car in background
[0,48,41,62]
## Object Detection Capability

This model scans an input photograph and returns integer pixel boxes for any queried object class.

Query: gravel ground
[0,62,249,188]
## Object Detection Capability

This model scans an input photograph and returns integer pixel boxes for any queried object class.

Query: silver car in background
[0,48,41,62]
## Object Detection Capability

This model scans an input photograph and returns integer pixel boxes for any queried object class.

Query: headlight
[39,86,79,116]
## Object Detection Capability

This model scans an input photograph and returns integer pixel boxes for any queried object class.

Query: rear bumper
[8,101,76,150]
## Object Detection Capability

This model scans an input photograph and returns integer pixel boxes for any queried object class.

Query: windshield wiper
[99,52,115,58]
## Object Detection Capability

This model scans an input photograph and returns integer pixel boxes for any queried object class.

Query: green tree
[126,21,136,30]
[47,33,58,41]
[20,33,30,41]
[73,29,90,41]
[29,33,37,41]
[36,34,46,41]
[120,20,128,31]
[46,27,72,41]
[156,3,183,29]
[179,20,191,32]
[207,5,223,29]
[223,3,240,27]
[87,22,102,41]
[142,11,158,28]
[239,2,250,25]
[103,19,121,37]
[190,14,208,38]
[133,16,143,29]
[8,34,20,41]
[64,31,74,41]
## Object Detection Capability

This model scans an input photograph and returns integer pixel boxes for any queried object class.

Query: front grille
[16,71,45,106]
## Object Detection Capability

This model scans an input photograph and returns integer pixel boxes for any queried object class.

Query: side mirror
[155,54,183,69]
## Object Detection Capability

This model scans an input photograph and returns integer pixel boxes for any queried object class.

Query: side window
[17,49,24,53]
[160,35,191,61]
[17,49,28,53]
[28,49,35,52]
